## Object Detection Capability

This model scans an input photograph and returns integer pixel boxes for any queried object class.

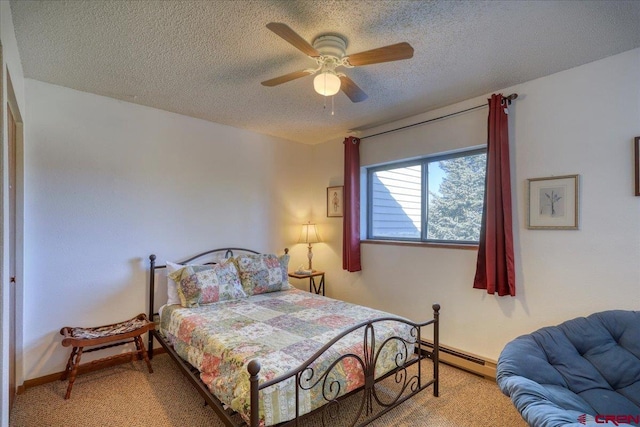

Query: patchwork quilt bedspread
[160,288,414,426]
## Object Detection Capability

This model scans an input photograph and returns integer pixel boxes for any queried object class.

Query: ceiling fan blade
[266,23,320,58]
[346,42,414,66]
[339,75,368,103]
[261,70,313,87]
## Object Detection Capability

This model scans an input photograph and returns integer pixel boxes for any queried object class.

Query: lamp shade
[299,223,320,244]
[313,72,341,96]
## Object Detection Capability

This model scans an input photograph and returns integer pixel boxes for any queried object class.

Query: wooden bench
[59,313,154,399]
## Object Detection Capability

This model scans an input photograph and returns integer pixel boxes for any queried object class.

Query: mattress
[159,288,414,425]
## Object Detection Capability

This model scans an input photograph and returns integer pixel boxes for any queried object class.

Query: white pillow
[166,261,184,306]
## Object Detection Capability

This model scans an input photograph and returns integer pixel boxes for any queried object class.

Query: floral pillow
[168,259,246,308]
[234,253,293,296]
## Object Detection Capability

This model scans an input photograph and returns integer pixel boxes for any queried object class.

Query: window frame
[366,147,487,245]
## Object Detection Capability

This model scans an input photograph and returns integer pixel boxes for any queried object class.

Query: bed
[147,247,440,426]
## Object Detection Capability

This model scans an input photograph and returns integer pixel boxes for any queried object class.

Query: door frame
[2,57,25,417]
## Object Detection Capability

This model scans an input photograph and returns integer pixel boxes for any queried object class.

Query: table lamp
[298,222,320,271]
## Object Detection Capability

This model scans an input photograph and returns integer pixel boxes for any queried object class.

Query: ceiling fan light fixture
[313,71,341,96]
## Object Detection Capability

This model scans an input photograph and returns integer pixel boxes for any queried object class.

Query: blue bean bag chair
[497,310,640,427]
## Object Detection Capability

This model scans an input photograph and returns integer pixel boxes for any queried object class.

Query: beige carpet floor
[10,354,526,426]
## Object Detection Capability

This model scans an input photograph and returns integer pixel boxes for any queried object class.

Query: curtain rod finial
[504,93,518,105]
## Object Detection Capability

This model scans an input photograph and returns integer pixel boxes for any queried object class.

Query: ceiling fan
[261,23,414,103]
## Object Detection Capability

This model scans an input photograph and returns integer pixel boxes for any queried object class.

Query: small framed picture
[635,137,639,196]
[327,186,344,217]
[527,175,579,230]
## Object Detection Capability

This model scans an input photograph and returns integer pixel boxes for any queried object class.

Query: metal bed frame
[147,247,440,427]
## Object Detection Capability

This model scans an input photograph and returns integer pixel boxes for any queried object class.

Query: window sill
[361,239,479,251]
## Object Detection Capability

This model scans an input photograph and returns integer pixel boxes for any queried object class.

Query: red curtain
[343,136,362,272]
[473,94,516,296]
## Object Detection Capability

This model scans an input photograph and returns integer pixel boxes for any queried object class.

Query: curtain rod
[360,93,518,140]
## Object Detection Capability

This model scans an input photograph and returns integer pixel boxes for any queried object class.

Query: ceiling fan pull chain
[331,95,335,116]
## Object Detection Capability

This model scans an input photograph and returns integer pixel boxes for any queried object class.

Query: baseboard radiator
[420,340,497,380]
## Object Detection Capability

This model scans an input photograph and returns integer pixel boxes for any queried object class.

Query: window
[367,148,486,244]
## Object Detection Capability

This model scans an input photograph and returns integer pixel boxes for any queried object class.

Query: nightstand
[288,271,325,296]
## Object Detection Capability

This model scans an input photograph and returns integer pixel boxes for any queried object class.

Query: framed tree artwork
[327,186,343,217]
[527,175,579,230]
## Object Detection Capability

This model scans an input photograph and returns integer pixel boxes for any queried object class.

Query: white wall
[311,48,640,361]
[0,1,25,425]
[22,79,313,380]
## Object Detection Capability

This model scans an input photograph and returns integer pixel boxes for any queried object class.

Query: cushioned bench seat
[497,310,640,427]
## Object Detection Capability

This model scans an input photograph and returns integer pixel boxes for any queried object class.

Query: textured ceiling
[10,0,640,144]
